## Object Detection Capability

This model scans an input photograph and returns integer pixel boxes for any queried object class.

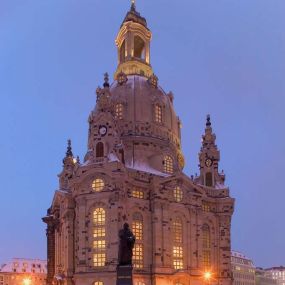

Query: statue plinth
[116,223,135,285]
[116,265,133,285]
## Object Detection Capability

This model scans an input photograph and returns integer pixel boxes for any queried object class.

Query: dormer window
[115,103,124,120]
[205,172,213,187]
[92,178,105,192]
[163,155,173,174]
[155,104,162,123]
[96,142,104,158]
[134,36,145,60]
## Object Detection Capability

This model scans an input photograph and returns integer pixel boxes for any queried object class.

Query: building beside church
[255,268,277,285]
[264,267,285,285]
[43,3,235,285]
[231,251,255,285]
[0,258,46,285]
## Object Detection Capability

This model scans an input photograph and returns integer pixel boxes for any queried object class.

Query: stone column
[43,214,57,285]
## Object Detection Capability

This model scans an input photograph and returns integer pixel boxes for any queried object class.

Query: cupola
[114,1,153,79]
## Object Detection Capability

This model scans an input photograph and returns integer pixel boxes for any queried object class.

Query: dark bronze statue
[118,223,136,266]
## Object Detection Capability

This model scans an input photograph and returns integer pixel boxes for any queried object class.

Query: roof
[122,4,147,28]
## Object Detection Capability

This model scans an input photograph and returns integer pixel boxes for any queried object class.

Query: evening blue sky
[0,0,284,267]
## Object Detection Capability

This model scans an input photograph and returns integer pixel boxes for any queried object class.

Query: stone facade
[264,267,285,285]
[255,268,278,285]
[43,3,235,285]
[231,251,255,285]
[0,258,46,285]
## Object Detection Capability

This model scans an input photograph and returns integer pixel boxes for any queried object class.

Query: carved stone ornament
[117,71,128,85]
[148,73,158,88]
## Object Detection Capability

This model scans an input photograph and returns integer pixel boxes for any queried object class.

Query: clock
[99,125,107,136]
[205,158,213,167]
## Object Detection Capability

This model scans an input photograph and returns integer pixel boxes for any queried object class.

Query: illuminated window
[173,218,183,243]
[202,224,211,268]
[136,282,145,285]
[132,187,144,199]
[202,202,210,212]
[93,208,106,267]
[132,212,143,268]
[115,103,124,120]
[132,220,143,240]
[174,186,183,202]
[173,218,183,269]
[173,245,183,257]
[92,178,105,192]
[93,240,106,249]
[155,104,162,123]
[175,283,184,285]
[164,155,173,174]
[96,142,104,158]
[94,283,103,285]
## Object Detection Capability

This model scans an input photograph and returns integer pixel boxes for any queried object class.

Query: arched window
[92,178,105,192]
[164,155,173,174]
[94,282,103,285]
[155,104,162,123]
[202,224,211,269]
[115,103,124,120]
[134,36,145,59]
[205,172,213,187]
[173,218,183,269]
[96,142,104,158]
[120,40,126,63]
[132,212,143,268]
[93,208,106,267]
[173,186,183,202]
[175,283,184,285]
[136,282,145,285]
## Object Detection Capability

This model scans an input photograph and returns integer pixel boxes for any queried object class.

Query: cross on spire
[131,0,136,10]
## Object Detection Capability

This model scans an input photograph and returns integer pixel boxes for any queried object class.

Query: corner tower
[43,4,234,285]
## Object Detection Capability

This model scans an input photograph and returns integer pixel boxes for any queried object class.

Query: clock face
[205,159,213,167]
[99,126,107,136]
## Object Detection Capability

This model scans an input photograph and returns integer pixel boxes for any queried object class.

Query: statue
[118,223,136,266]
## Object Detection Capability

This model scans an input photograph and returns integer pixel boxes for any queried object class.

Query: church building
[43,3,235,285]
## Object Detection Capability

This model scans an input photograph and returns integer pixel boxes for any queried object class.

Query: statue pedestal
[116,265,133,285]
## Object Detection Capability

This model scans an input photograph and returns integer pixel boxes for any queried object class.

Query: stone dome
[111,75,179,135]
[105,75,184,172]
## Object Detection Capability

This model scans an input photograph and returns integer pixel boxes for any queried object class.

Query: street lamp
[23,278,32,285]
[204,271,212,281]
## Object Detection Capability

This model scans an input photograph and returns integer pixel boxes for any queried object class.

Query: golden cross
[131,0,136,7]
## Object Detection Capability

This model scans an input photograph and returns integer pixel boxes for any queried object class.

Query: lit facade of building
[43,3,235,285]
[255,268,277,285]
[264,267,285,285]
[0,258,46,285]
[231,251,255,285]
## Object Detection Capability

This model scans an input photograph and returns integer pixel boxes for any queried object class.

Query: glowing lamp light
[204,271,212,281]
[23,278,32,285]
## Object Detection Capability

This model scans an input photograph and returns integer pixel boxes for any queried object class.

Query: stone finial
[206,114,211,127]
[103,72,110,88]
[76,155,80,164]
[66,139,73,157]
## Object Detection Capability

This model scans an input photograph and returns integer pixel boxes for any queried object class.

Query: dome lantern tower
[114,2,153,79]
